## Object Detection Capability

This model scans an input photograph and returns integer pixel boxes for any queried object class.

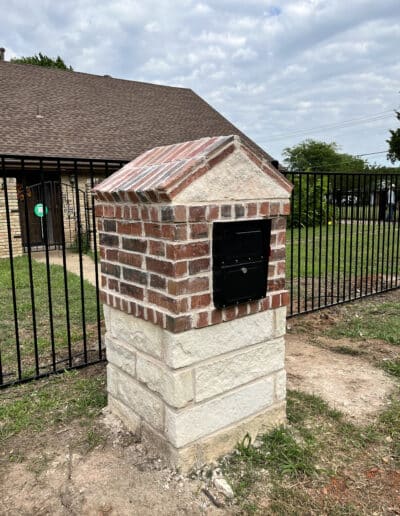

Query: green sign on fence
[33,203,48,217]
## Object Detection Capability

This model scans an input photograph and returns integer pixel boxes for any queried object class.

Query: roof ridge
[0,60,192,92]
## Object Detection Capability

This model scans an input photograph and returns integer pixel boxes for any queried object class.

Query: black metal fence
[1,156,399,388]
[0,154,125,388]
[285,171,400,316]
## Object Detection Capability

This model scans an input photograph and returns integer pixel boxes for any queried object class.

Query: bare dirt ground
[286,335,396,422]
[1,293,399,515]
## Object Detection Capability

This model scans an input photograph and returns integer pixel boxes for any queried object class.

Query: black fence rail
[0,154,126,388]
[285,171,400,316]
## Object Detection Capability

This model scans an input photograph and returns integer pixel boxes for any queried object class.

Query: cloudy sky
[2,0,400,166]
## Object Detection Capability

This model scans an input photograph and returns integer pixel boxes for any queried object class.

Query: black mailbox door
[213,219,271,308]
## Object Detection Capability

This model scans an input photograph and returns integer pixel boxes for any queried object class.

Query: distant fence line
[284,171,400,316]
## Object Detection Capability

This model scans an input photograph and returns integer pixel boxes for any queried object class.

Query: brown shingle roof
[0,61,275,164]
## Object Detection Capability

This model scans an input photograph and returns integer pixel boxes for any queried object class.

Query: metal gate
[0,155,126,388]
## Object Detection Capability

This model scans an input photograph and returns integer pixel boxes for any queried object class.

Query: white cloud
[1,0,400,165]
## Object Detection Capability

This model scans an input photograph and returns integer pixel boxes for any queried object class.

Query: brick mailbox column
[93,135,293,470]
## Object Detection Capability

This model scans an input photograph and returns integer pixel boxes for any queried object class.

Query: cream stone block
[136,354,194,409]
[275,369,286,402]
[274,306,287,338]
[106,334,136,378]
[108,394,141,434]
[174,147,291,203]
[141,402,286,472]
[107,364,164,432]
[165,375,275,447]
[109,306,163,359]
[164,309,277,368]
[195,338,284,402]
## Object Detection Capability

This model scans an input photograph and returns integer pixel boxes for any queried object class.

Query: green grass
[325,299,400,344]
[287,222,400,280]
[0,368,106,442]
[0,256,101,382]
[222,389,399,514]
[381,359,400,378]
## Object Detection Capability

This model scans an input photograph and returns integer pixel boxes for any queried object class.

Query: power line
[268,110,395,142]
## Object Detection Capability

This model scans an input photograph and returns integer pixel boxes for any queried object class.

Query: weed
[381,359,400,378]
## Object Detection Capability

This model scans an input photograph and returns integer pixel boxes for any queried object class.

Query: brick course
[96,198,289,333]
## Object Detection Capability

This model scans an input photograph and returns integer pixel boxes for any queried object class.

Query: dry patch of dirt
[286,333,396,422]
[0,413,224,516]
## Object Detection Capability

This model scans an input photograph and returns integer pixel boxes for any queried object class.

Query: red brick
[106,249,119,261]
[101,262,120,278]
[165,315,192,333]
[237,303,248,317]
[248,301,260,314]
[161,224,187,241]
[277,231,286,246]
[166,242,209,260]
[100,247,106,259]
[276,261,286,275]
[191,293,211,309]
[100,233,119,247]
[117,221,142,235]
[211,310,223,325]
[103,205,115,217]
[115,206,122,219]
[149,240,166,256]
[282,201,291,215]
[247,203,257,217]
[195,311,209,328]
[122,238,147,253]
[270,202,280,216]
[119,251,143,268]
[268,278,286,291]
[188,257,210,275]
[260,297,270,311]
[101,276,107,287]
[272,217,286,231]
[167,277,209,296]
[123,267,147,285]
[271,248,285,261]
[281,291,290,307]
[140,206,150,221]
[189,205,207,222]
[259,202,270,216]
[144,222,162,238]
[190,223,209,239]
[271,293,280,309]
[223,306,236,321]
[95,204,103,217]
[221,205,231,218]
[148,291,188,313]
[99,291,107,304]
[234,204,245,218]
[120,282,144,300]
[108,278,119,291]
[150,206,160,222]
[150,274,166,290]
[207,205,219,221]
[146,257,174,276]
[156,311,164,327]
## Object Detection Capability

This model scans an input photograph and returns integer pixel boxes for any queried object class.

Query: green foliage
[387,110,400,164]
[381,359,400,378]
[10,52,73,70]
[283,139,367,173]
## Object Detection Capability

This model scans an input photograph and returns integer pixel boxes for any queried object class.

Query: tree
[10,52,73,70]
[387,110,400,163]
[283,139,366,172]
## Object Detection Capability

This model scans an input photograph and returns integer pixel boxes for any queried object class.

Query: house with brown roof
[0,59,278,257]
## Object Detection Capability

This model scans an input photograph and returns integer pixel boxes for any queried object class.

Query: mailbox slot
[213,219,271,308]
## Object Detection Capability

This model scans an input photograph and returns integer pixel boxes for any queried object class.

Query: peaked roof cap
[93,135,292,203]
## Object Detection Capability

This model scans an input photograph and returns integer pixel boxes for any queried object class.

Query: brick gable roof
[0,61,275,165]
[93,135,292,203]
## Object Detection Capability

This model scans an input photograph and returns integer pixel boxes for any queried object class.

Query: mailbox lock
[241,266,248,274]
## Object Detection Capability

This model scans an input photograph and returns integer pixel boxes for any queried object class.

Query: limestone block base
[109,393,286,472]
[105,305,287,472]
